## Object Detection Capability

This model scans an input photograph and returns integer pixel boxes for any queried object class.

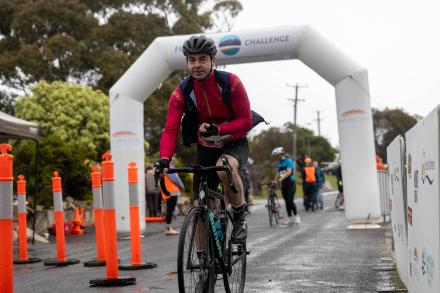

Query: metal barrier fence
[377,170,391,222]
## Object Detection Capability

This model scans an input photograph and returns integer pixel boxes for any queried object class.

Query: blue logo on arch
[219,34,241,56]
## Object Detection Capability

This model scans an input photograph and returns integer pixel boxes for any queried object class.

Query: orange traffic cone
[119,162,157,270]
[71,208,84,235]
[43,171,80,267]
[89,153,135,287]
[84,165,106,267]
[13,175,41,264]
[0,144,14,293]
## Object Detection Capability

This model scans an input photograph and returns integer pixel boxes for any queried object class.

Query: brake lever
[154,162,170,196]
[221,155,238,193]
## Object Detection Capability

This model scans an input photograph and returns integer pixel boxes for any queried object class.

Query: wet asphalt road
[14,192,392,292]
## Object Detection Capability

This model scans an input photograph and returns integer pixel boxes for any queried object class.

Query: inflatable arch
[110,25,381,233]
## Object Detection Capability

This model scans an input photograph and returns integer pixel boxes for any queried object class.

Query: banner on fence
[387,135,408,287]
[405,106,440,293]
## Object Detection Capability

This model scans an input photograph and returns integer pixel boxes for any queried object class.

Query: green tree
[0,92,14,114]
[373,108,418,162]
[0,0,242,96]
[13,81,109,206]
[1,0,242,167]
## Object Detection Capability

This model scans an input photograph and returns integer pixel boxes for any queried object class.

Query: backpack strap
[213,70,232,105]
[179,75,199,146]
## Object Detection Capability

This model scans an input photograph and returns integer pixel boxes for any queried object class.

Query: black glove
[201,124,219,137]
[155,158,170,174]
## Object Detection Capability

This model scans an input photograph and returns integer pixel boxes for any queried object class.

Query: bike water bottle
[214,215,224,242]
[208,211,223,251]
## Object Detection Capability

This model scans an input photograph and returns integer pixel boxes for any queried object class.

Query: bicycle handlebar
[154,155,238,197]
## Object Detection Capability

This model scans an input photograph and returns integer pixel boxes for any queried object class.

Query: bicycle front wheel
[223,211,247,293]
[177,207,216,293]
[267,196,273,226]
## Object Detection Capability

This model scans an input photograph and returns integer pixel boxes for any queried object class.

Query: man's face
[187,54,215,80]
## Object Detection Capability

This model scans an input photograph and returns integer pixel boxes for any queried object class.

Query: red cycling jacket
[159,71,252,160]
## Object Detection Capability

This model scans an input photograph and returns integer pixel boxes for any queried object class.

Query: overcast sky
[221,0,440,148]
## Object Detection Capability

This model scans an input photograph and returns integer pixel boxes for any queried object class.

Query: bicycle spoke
[179,209,215,293]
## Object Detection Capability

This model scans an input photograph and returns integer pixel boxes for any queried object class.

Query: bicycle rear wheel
[223,211,247,293]
[177,207,216,293]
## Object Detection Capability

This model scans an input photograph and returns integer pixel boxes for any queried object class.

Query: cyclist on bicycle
[156,35,252,242]
[271,147,300,225]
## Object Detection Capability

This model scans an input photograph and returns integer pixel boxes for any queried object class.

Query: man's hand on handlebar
[154,158,170,175]
[199,123,219,137]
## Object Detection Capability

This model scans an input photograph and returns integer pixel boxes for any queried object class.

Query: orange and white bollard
[13,175,41,264]
[119,162,157,270]
[0,144,14,293]
[84,165,106,267]
[89,153,135,287]
[43,171,80,266]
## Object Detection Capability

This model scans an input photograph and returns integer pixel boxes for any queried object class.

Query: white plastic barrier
[405,106,440,292]
[386,135,408,287]
[377,170,391,222]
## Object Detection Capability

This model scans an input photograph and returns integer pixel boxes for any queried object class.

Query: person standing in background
[161,161,184,235]
[302,157,318,211]
[314,161,325,210]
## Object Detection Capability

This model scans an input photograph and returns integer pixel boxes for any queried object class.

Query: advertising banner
[387,135,408,286]
[406,106,440,293]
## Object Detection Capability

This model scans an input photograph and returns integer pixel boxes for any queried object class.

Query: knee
[216,155,239,179]
[216,160,228,181]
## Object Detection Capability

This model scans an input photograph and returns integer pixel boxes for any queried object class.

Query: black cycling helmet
[183,35,217,57]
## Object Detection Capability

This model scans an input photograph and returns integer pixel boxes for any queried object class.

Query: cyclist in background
[156,35,254,242]
[271,147,300,225]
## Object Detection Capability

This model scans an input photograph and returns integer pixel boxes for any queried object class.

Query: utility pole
[314,110,323,137]
[287,83,307,159]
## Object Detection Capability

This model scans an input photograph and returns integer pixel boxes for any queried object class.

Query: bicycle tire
[273,196,280,224]
[223,211,247,293]
[267,196,273,226]
[177,207,216,293]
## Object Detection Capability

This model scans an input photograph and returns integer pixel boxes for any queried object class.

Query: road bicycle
[156,155,247,293]
[264,183,282,226]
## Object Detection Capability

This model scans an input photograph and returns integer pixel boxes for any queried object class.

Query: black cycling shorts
[193,137,249,199]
